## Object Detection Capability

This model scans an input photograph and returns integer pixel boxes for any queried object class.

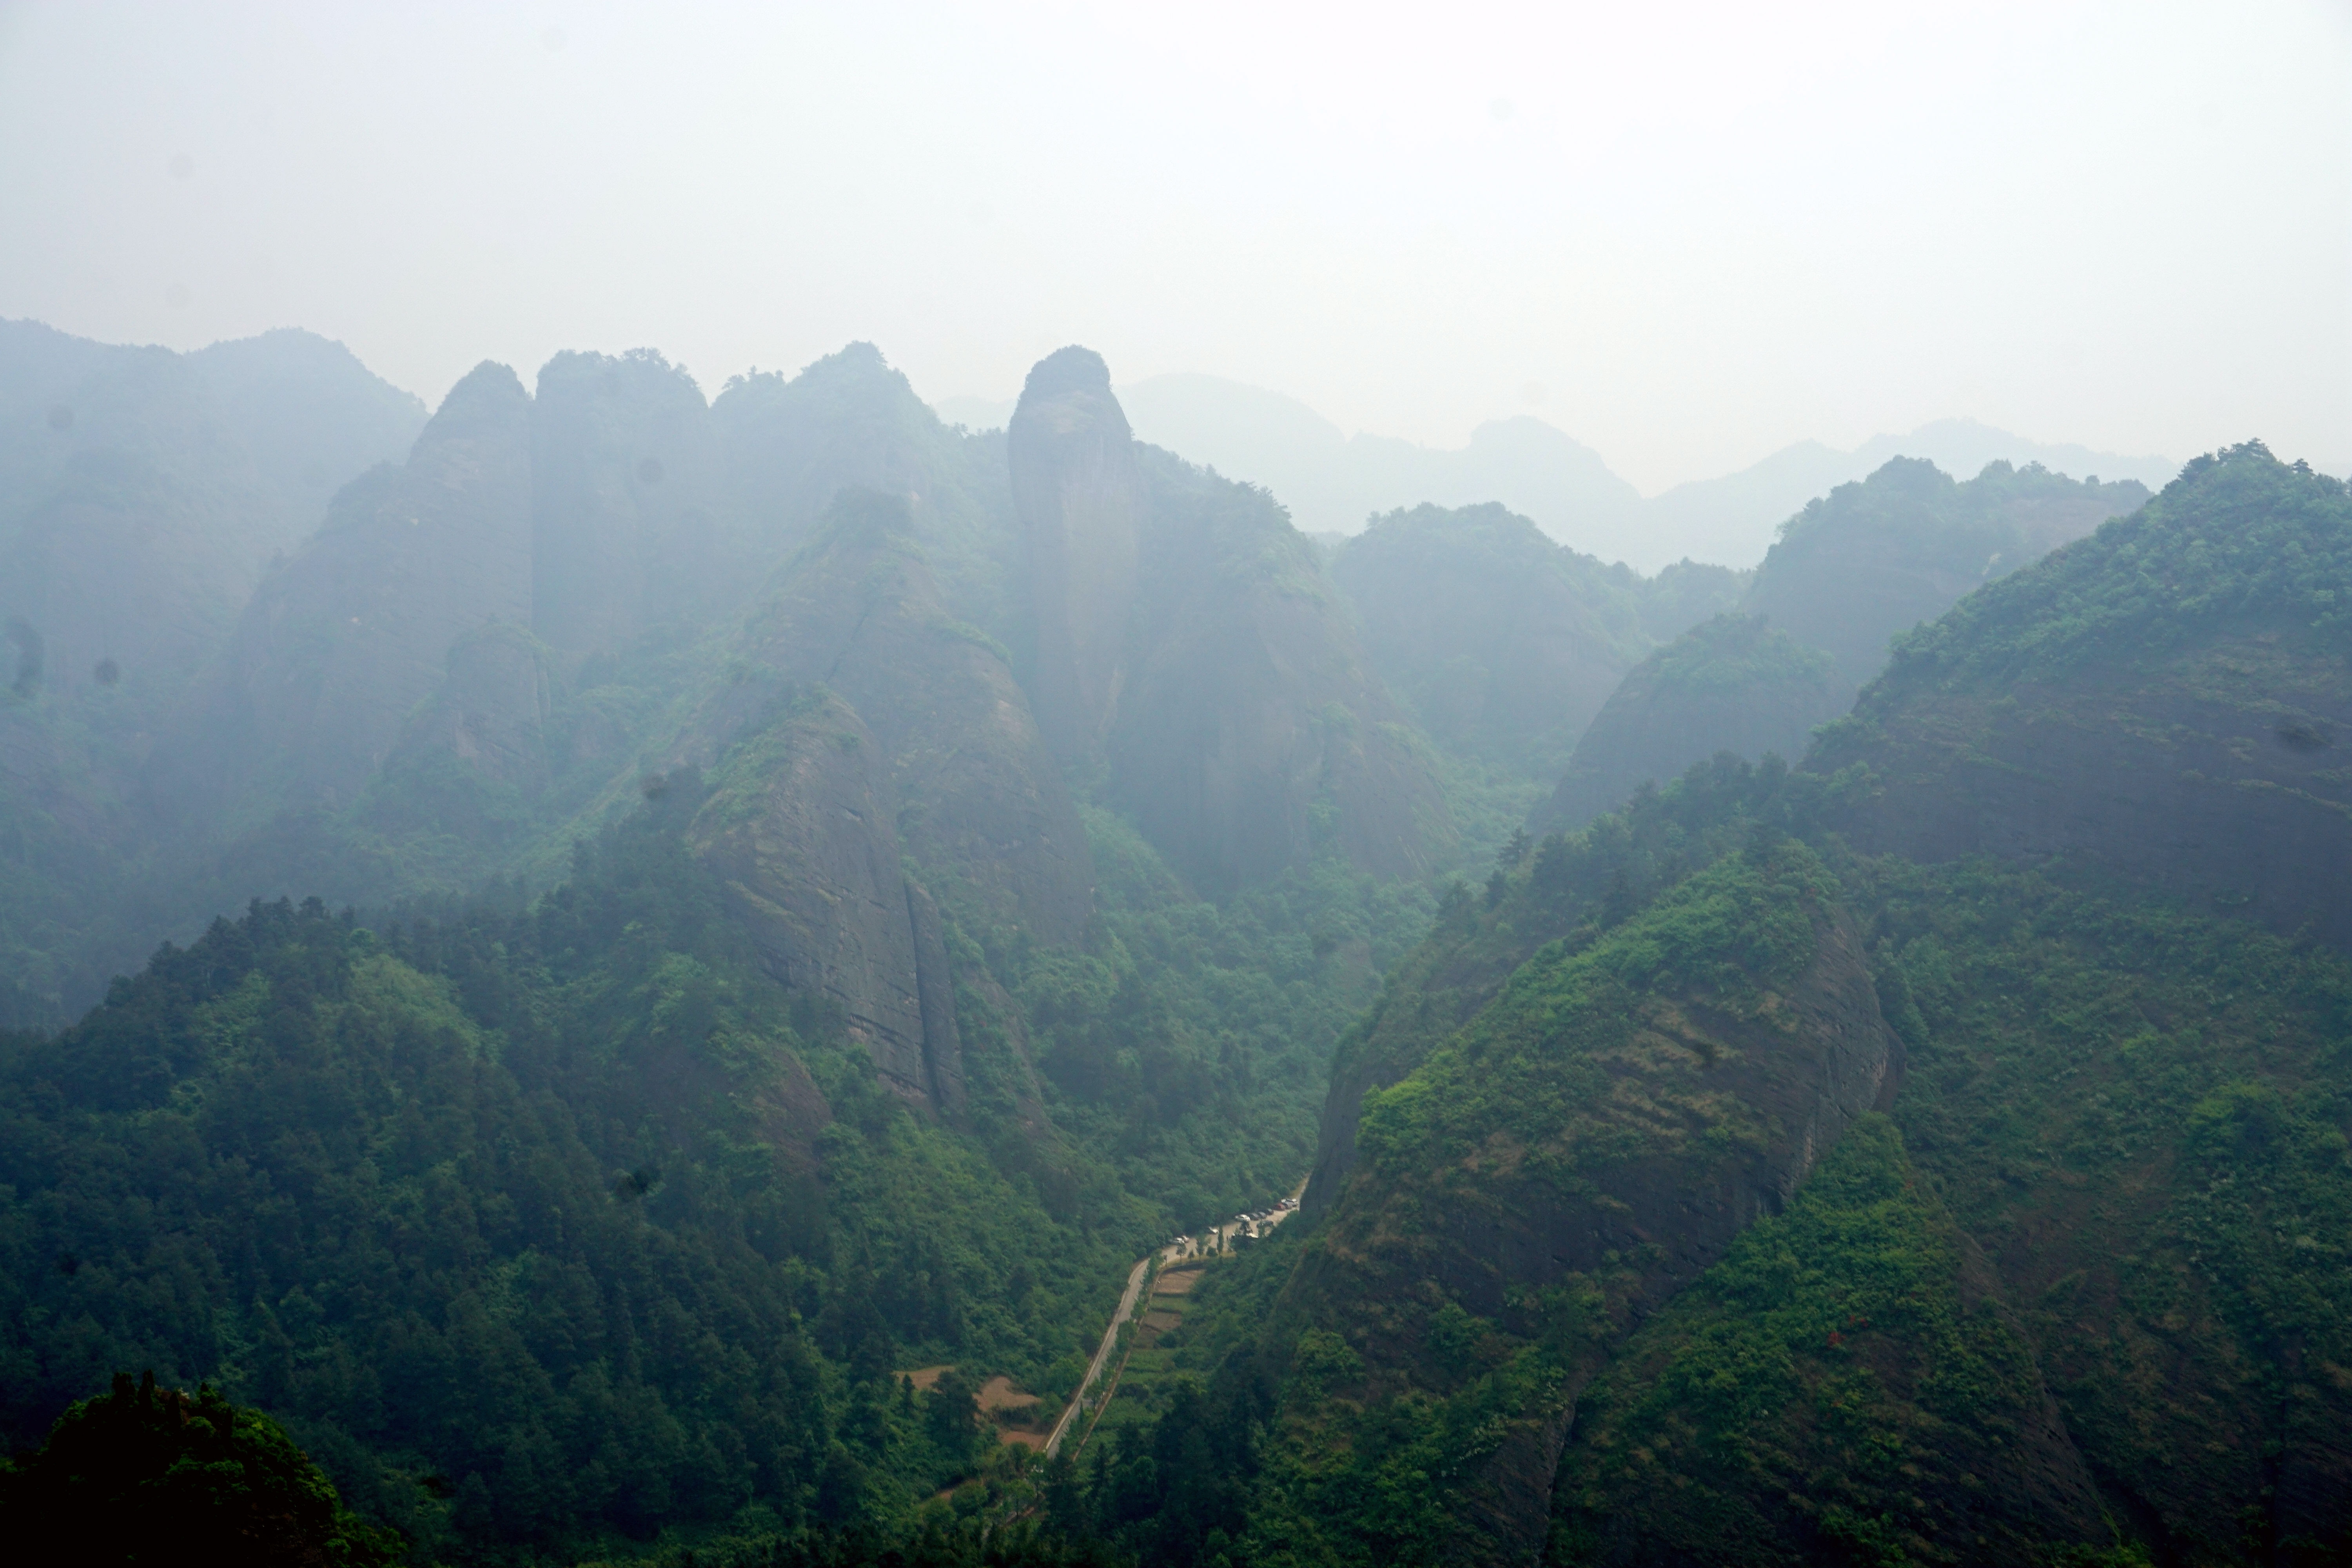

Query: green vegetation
[11,308,2349,1566]
[1021,813,1434,1231]
[1550,1117,2088,1566]
[1534,613,1844,833]
[0,761,1426,1561]
[1746,454,2149,689]
[1100,732,2352,1564]
[0,1371,399,1565]
[1639,612,1835,696]
[1354,837,1832,1185]
[1854,440,2351,694]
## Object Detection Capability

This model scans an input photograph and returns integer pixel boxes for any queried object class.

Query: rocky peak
[529,349,715,663]
[162,361,534,819]
[718,488,1093,944]
[1009,344,1143,762]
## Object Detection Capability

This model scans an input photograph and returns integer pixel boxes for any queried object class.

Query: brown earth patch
[978,1375,1040,1416]
[898,1365,952,1391]
[1152,1268,1205,1296]
[1140,1309,1181,1334]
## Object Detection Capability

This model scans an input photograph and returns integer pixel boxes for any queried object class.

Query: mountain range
[935,374,2180,572]
[4,312,2347,1567]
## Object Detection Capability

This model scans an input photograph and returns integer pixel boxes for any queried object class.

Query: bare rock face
[529,349,715,664]
[1533,613,1846,834]
[1008,346,1143,762]
[165,361,535,819]
[719,489,1092,944]
[1812,443,2352,949]
[688,695,965,1113]
[385,620,554,796]
[1287,850,1899,1564]
[1007,346,1453,895]
[1112,450,1455,894]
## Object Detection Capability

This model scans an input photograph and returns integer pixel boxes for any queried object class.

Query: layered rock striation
[1812,442,2352,948]
[1285,840,1902,1563]
[689,694,966,1113]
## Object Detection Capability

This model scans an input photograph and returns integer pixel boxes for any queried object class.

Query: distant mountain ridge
[936,377,2174,572]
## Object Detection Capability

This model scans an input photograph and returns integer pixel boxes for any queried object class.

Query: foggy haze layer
[0,0,2345,506]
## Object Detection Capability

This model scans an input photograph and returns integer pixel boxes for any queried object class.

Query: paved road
[1044,1256,1152,1457]
[1044,1179,1310,1459]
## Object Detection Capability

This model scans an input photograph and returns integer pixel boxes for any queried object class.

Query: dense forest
[3,313,2346,1567]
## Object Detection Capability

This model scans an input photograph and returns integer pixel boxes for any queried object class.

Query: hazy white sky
[2,0,2345,492]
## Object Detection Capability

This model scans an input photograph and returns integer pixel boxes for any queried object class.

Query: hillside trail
[1043,1176,1308,1459]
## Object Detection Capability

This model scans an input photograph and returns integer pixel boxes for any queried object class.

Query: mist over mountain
[937,376,2172,573]
[1642,417,2177,569]
[5,313,2348,1568]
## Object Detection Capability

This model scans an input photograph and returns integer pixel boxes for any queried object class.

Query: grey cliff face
[1821,636,2352,949]
[166,361,535,819]
[530,349,716,664]
[724,489,1093,944]
[1301,902,1902,1565]
[385,620,555,796]
[690,696,965,1114]
[1009,345,1143,762]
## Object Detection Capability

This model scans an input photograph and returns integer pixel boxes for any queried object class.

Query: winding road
[1042,1182,1307,1459]
[1043,1255,1151,1456]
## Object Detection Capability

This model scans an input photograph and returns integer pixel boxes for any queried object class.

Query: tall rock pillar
[1008,346,1142,762]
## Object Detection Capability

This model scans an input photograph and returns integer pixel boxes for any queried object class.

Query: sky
[0,0,2345,494]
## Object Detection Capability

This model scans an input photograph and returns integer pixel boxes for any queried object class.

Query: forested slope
[1815,441,2352,946]
[1089,442,2352,1568]
[0,766,1439,1560]
[11,307,2345,1568]
[1517,457,2153,837]
[1532,614,1843,834]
